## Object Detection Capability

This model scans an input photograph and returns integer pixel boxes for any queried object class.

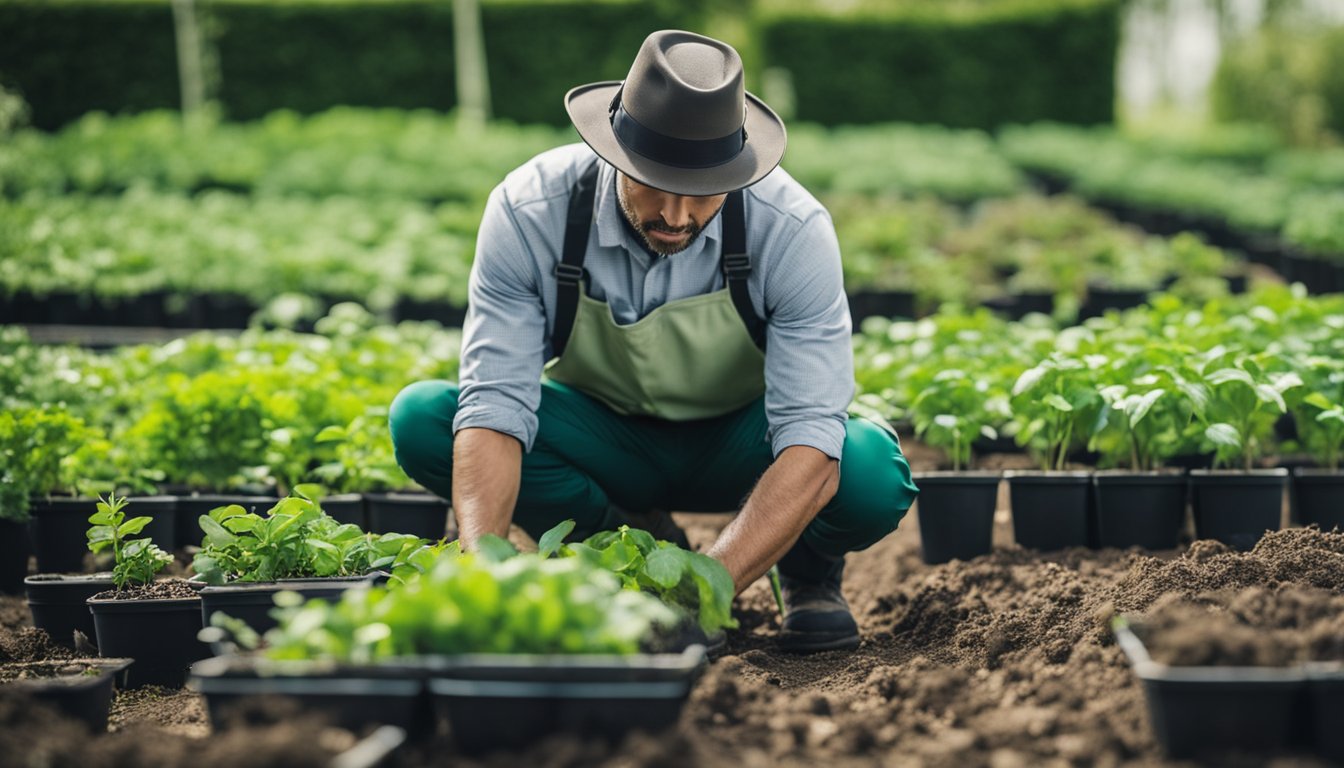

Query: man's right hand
[452,427,523,549]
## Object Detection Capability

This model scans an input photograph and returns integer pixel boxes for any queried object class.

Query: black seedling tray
[1115,621,1308,759]
[1092,471,1187,550]
[199,573,383,634]
[423,647,708,754]
[3,658,133,731]
[25,573,115,648]
[1189,470,1285,551]
[190,656,430,736]
[1006,471,1092,551]
[88,596,208,688]
[913,472,1000,564]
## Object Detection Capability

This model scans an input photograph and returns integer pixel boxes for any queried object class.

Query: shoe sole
[777,630,861,654]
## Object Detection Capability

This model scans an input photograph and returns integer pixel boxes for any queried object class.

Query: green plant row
[998,123,1344,259]
[0,303,460,521]
[853,285,1344,471]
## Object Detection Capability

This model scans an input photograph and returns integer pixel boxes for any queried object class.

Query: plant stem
[768,565,786,619]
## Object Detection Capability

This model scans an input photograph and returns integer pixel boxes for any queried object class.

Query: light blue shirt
[456,143,854,460]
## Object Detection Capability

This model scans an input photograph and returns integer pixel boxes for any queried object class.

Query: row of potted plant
[852,287,1344,562]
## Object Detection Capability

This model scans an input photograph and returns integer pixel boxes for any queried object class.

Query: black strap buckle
[555,263,586,284]
[723,254,751,277]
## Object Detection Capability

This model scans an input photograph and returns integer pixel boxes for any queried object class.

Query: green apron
[544,161,768,420]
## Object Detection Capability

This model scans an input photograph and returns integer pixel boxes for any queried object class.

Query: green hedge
[0,0,686,129]
[758,0,1120,129]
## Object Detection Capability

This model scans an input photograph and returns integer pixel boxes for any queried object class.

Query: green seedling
[86,495,173,590]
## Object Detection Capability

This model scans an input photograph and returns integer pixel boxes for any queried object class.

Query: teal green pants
[388,379,918,583]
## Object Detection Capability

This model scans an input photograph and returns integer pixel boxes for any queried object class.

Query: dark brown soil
[0,627,75,663]
[0,660,105,683]
[3,439,1342,766]
[89,579,199,601]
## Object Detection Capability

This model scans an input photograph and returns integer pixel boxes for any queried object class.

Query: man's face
[617,173,727,257]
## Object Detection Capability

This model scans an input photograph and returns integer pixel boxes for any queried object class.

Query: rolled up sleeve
[762,210,853,460]
[453,185,548,451]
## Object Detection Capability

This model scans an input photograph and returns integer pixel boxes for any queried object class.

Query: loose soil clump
[89,579,199,601]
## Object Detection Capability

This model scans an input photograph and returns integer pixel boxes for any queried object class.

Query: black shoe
[779,571,860,653]
[615,507,691,550]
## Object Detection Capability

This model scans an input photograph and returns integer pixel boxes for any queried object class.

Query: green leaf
[475,535,518,562]
[624,527,657,553]
[1254,384,1287,413]
[198,514,237,548]
[87,511,114,526]
[686,552,738,633]
[643,547,687,590]
[314,426,347,443]
[209,504,248,522]
[1012,365,1047,396]
[1205,423,1242,448]
[293,483,325,502]
[116,516,152,537]
[1129,390,1164,429]
[1207,368,1256,388]
[1304,392,1337,411]
[1043,394,1074,412]
[537,519,575,559]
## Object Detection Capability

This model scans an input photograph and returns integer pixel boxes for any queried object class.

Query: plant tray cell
[25,573,115,648]
[1092,472,1187,550]
[1006,472,1092,552]
[199,574,382,635]
[1115,622,1307,759]
[88,596,208,688]
[1,658,133,731]
[363,493,450,540]
[1189,470,1286,551]
[913,472,1000,565]
[189,656,429,736]
[423,647,708,754]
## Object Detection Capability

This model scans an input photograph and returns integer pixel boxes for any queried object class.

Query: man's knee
[837,418,920,545]
[388,380,459,471]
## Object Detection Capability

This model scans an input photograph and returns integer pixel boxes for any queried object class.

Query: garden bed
[2,436,1341,765]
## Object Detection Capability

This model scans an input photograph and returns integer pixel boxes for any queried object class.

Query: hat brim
[565,81,787,197]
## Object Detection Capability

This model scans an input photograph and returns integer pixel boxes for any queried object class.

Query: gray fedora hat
[565,30,787,197]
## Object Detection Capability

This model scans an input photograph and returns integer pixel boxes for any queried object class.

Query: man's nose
[659,195,692,229]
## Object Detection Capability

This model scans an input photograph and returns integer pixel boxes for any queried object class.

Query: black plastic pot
[199,574,383,635]
[983,291,1053,320]
[29,496,176,573]
[1082,285,1152,319]
[2,658,133,731]
[1115,622,1306,759]
[174,495,279,549]
[847,289,917,325]
[913,472,1000,564]
[25,573,115,648]
[321,494,367,529]
[1092,471,1187,550]
[426,648,707,754]
[1291,469,1344,532]
[1189,469,1286,551]
[88,593,208,688]
[0,518,31,594]
[364,493,451,540]
[190,656,429,735]
[1006,471,1092,551]
[1308,665,1344,763]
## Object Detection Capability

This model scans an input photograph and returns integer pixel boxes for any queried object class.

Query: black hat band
[610,101,746,171]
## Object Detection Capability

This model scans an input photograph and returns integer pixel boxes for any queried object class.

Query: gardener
[389,30,917,653]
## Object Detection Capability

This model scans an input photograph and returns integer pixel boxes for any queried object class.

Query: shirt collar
[593,161,722,258]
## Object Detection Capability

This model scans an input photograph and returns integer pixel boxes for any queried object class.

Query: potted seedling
[84,495,208,687]
[907,369,1009,564]
[1287,357,1344,530]
[1089,363,1205,550]
[1189,354,1301,550]
[191,536,703,752]
[193,485,426,633]
[315,410,450,540]
[1007,353,1103,551]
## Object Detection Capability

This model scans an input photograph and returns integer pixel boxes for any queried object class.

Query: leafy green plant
[191,484,426,585]
[550,524,738,636]
[264,549,679,662]
[1196,354,1303,470]
[1011,354,1104,471]
[908,368,1010,471]
[1090,363,1208,471]
[1289,356,1344,471]
[312,410,410,493]
[86,495,173,590]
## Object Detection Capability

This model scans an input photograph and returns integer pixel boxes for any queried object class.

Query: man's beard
[618,185,714,257]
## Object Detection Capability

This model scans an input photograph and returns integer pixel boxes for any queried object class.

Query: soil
[0,660,105,684]
[89,579,200,601]
[1,437,1341,766]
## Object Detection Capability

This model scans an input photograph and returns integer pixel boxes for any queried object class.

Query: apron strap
[553,160,601,358]
[721,190,768,351]
[553,161,768,357]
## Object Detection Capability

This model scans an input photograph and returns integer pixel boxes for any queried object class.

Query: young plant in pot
[1007,353,1103,551]
[1089,363,1205,550]
[192,485,427,634]
[907,368,1010,564]
[191,534,704,753]
[315,410,449,540]
[1287,357,1344,530]
[84,495,208,688]
[1189,354,1302,550]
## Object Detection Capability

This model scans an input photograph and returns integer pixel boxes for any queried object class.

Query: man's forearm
[452,427,523,548]
[707,445,839,594]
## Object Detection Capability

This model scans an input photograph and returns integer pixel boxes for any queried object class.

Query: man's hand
[706,445,839,594]
[453,427,523,548]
